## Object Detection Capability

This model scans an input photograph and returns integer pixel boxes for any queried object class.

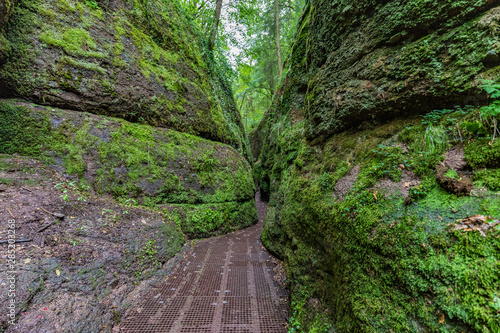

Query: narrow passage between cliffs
[119,192,288,332]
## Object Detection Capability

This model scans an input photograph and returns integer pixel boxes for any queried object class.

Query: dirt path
[119,192,288,332]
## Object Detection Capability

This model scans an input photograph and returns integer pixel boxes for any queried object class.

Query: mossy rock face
[0,0,12,29]
[0,0,250,159]
[253,2,500,330]
[256,110,500,331]
[284,0,500,142]
[0,99,257,236]
[0,0,12,61]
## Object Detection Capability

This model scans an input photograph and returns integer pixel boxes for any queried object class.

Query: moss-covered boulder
[0,0,12,29]
[253,1,500,332]
[257,110,500,333]
[284,0,500,142]
[0,99,257,237]
[0,0,250,158]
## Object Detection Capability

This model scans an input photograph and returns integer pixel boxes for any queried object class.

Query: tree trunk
[209,0,223,50]
[275,0,283,78]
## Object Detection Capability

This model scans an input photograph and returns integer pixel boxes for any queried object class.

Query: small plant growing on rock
[480,80,500,142]
[444,169,459,180]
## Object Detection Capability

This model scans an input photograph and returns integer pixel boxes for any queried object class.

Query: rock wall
[288,0,499,142]
[0,0,250,159]
[0,0,256,237]
[0,0,12,63]
[0,0,255,331]
[254,1,500,332]
[0,0,12,30]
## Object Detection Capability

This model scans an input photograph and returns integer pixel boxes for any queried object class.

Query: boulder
[0,0,250,158]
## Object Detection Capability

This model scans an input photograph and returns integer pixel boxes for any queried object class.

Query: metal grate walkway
[120,194,288,332]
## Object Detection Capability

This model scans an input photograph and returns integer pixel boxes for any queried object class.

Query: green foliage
[481,100,500,119]
[480,80,500,141]
[318,172,333,192]
[464,139,500,169]
[177,200,257,238]
[461,120,484,134]
[288,287,333,332]
[473,169,500,191]
[186,207,224,235]
[424,124,448,156]
[357,145,404,187]
[134,239,160,280]
[444,168,459,179]
[318,161,349,192]
[481,80,500,99]
[232,0,306,133]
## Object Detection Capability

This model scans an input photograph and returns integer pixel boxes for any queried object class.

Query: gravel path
[119,192,288,332]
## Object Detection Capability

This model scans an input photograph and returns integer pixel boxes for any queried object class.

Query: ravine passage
[119,192,289,332]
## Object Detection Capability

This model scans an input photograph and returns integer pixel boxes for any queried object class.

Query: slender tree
[275,0,283,78]
[209,0,224,50]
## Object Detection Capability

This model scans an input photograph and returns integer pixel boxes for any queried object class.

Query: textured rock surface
[0,0,12,29]
[0,99,257,237]
[0,0,256,238]
[253,1,500,332]
[0,0,250,158]
[0,1,256,331]
[0,157,187,332]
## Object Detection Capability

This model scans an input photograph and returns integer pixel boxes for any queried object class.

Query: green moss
[0,0,42,95]
[40,27,105,58]
[0,102,48,155]
[59,55,106,74]
[465,139,500,169]
[0,32,10,56]
[170,200,257,238]
[444,168,460,179]
[55,0,75,12]
[474,169,500,191]
[258,102,500,331]
[272,158,500,331]
[0,0,250,153]
[0,100,255,209]
[288,286,334,333]
[356,145,405,188]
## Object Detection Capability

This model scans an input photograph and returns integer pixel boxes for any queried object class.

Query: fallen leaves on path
[448,215,500,237]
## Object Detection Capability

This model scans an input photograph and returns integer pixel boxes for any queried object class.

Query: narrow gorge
[1,0,500,332]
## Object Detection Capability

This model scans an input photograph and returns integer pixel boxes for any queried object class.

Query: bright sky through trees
[177,0,305,133]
